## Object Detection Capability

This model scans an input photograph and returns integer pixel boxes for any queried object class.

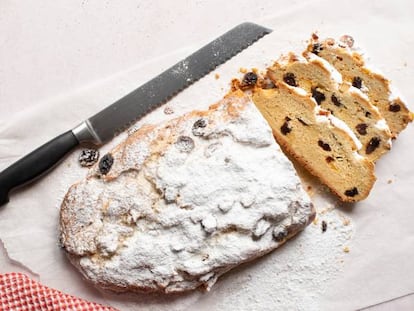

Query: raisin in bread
[251,81,376,202]
[307,34,412,137]
[60,91,315,294]
[267,51,392,161]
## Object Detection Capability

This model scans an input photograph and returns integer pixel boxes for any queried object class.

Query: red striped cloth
[0,273,118,311]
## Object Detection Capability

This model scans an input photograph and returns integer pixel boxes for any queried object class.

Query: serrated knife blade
[0,22,272,206]
[80,22,272,144]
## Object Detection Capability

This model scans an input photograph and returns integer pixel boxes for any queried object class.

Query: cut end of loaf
[249,82,376,202]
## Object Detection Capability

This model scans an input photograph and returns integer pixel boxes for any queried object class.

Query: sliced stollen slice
[306,34,412,137]
[267,51,392,161]
[251,81,376,202]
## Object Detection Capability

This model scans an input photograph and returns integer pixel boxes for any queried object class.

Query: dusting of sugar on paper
[195,206,353,311]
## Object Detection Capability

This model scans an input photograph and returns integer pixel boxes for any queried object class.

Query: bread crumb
[312,217,318,225]
[231,78,242,91]
[305,185,314,197]
[343,246,350,253]
[342,218,350,226]
[252,68,259,74]
[239,67,247,74]
[215,73,220,80]
[164,106,174,115]
[387,179,393,184]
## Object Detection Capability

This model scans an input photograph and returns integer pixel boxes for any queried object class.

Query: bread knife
[0,22,272,206]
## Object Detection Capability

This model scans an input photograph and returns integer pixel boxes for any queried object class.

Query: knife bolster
[72,121,102,144]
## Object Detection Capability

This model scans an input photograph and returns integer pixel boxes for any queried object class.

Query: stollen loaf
[59,91,315,293]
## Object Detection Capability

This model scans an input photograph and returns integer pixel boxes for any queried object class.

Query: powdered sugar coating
[60,93,314,293]
[328,115,363,150]
[375,119,390,132]
[305,52,343,86]
[348,85,371,103]
[314,107,362,151]
[292,86,309,97]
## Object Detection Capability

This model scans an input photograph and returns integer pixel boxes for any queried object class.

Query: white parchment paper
[1,1,414,310]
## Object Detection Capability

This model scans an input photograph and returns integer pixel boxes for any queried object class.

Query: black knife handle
[0,130,79,206]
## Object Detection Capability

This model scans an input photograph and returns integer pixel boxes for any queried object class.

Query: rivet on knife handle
[0,22,272,206]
